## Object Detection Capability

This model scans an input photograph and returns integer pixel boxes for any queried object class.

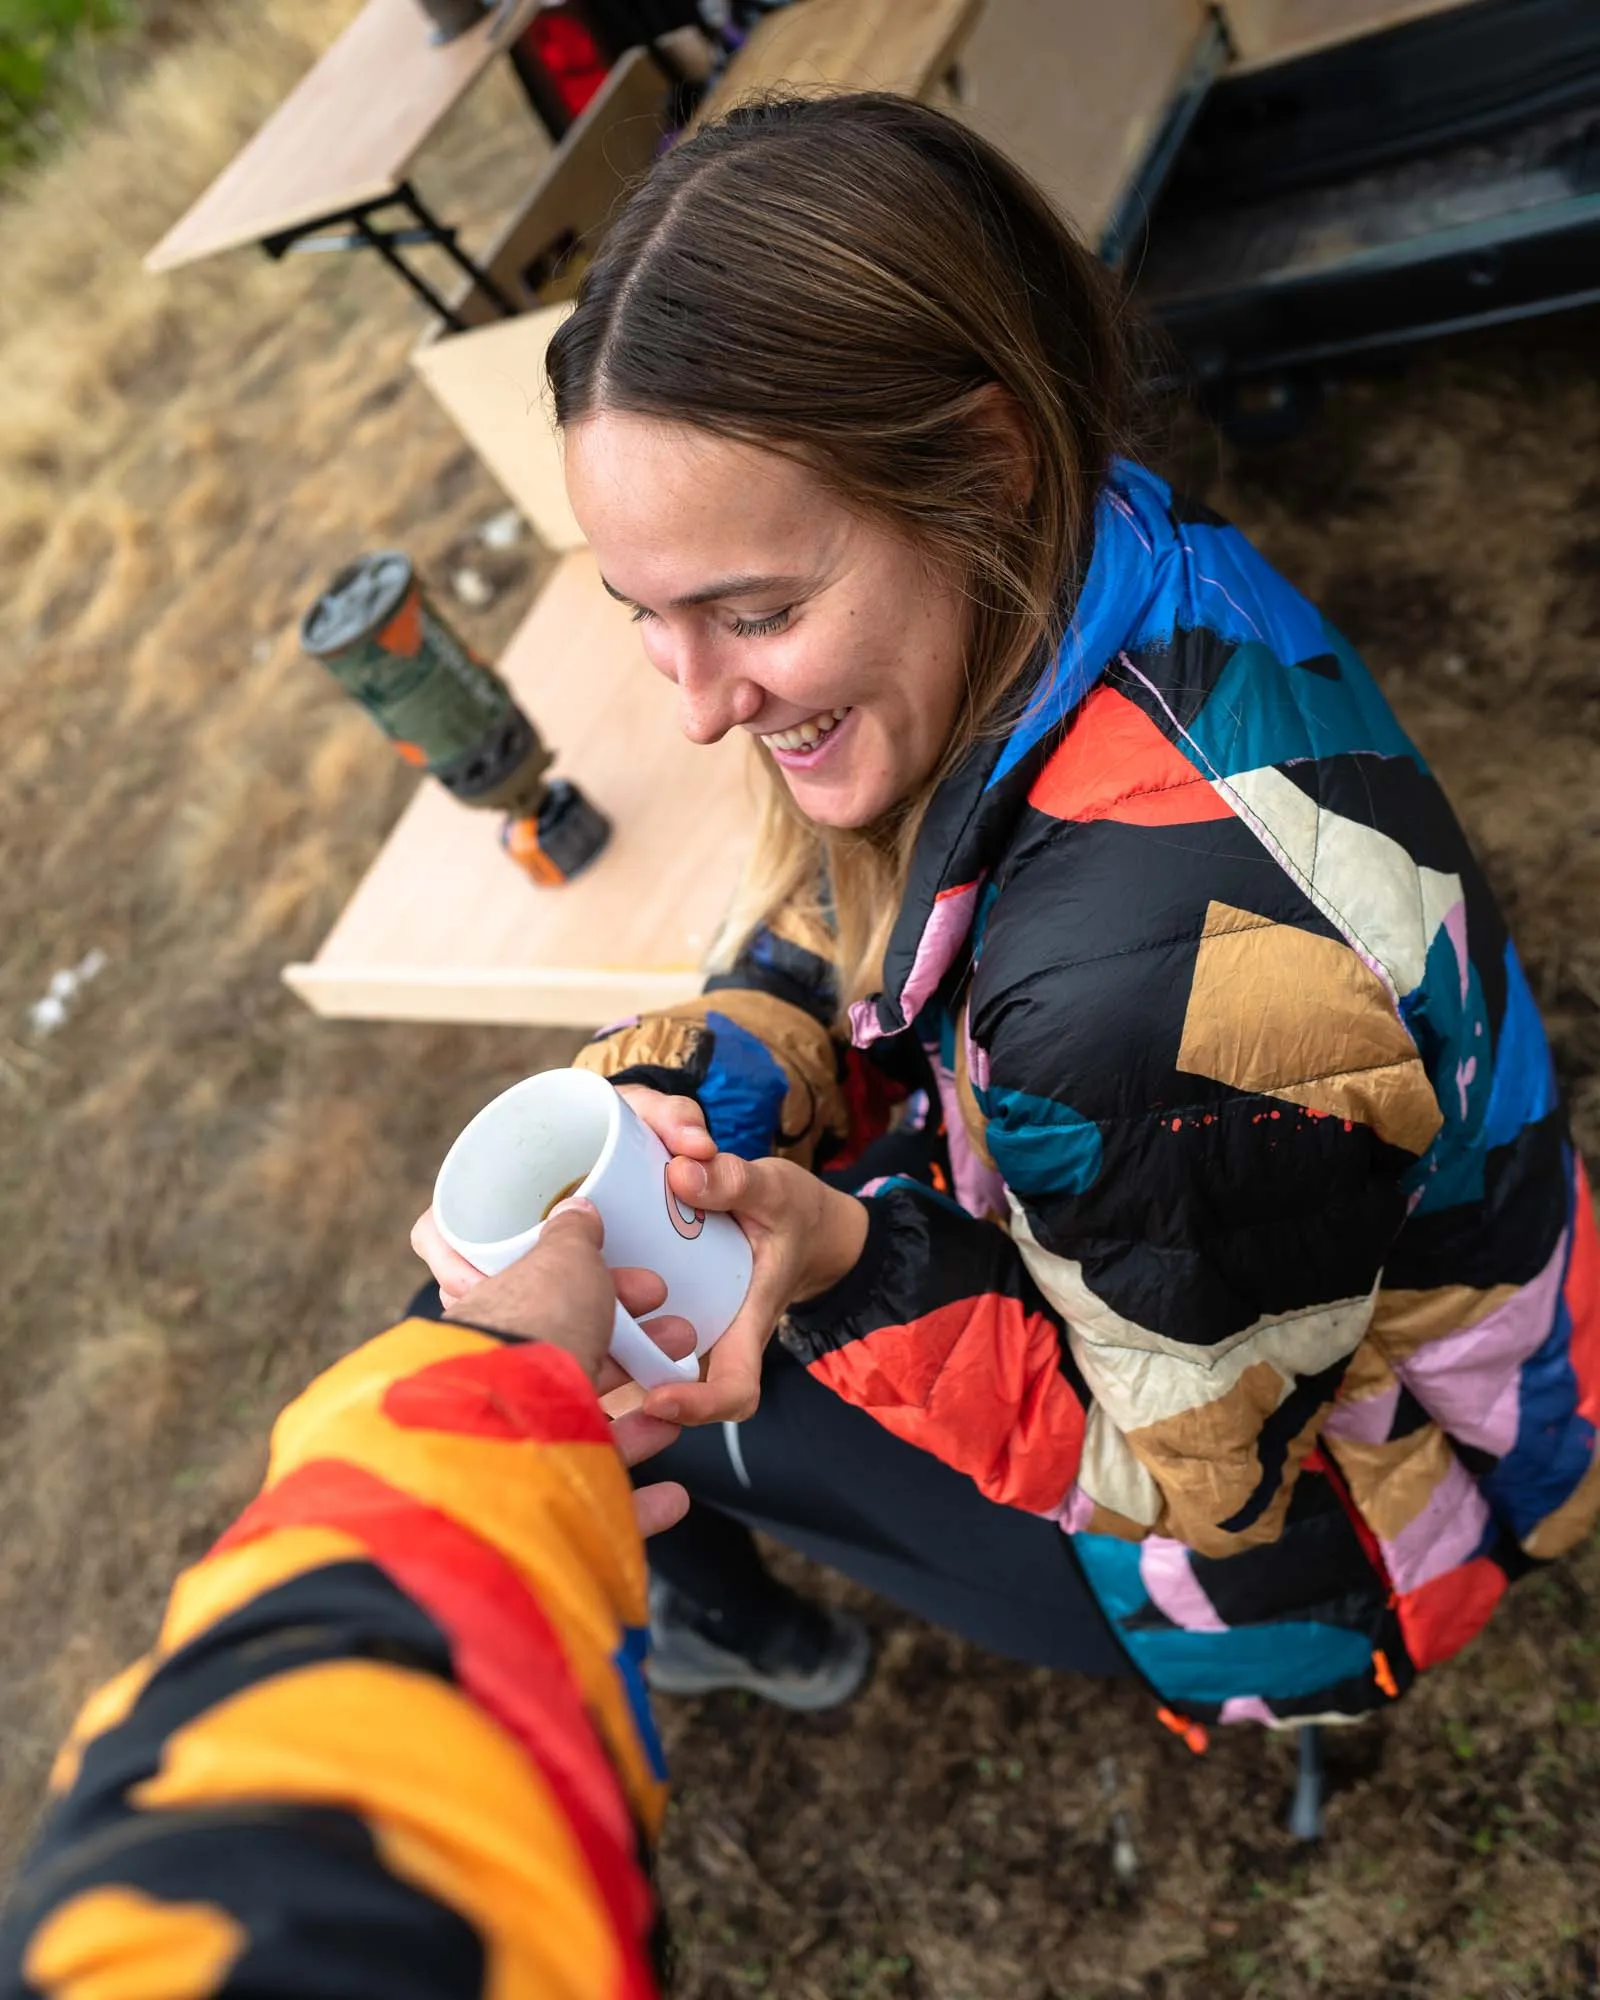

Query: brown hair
[548,92,1139,1006]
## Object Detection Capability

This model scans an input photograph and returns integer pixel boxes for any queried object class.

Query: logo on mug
[665,1166,705,1239]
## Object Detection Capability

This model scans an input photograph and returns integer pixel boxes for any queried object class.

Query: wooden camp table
[145,0,546,327]
[143,0,988,329]
[146,0,1478,302]
[705,0,982,108]
[1218,0,1480,71]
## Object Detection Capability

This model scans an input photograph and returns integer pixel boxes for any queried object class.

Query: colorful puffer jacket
[0,1319,667,2000]
[576,458,1600,1725]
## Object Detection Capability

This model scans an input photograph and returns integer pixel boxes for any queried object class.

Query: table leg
[262,189,521,332]
[398,183,522,320]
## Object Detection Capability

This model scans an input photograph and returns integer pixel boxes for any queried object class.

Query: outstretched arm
[1,1207,685,2000]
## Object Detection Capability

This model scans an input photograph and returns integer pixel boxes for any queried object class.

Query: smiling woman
[414,92,1600,1733]
[572,415,973,832]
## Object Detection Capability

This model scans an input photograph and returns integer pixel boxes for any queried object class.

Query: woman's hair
[548,92,1140,1008]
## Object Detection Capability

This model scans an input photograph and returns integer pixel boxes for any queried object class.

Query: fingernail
[678,1161,707,1197]
[653,1399,681,1422]
[550,1195,597,1218]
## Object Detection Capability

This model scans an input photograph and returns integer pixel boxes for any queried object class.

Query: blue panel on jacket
[614,1625,669,1781]
[1483,942,1559,1152]
[698,1013,790,1161]
[980,1085,1104,1197]
[1073,1534,1375,1703]
[1128,521,1328,666]
[1484,1284,1595,1541]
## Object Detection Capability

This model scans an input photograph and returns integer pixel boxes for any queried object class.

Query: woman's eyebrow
[601,572,804,609]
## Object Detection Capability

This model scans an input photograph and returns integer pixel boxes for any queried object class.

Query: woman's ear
[972,382,1038,510]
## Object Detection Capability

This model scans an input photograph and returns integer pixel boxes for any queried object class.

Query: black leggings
[643,1338,1131,1678]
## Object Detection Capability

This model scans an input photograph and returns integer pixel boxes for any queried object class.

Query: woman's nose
[652,631,762,745]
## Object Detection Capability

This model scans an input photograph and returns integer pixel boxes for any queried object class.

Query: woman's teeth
[762,707,851,753]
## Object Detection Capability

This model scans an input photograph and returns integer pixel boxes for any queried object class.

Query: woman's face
[564,412,969,829]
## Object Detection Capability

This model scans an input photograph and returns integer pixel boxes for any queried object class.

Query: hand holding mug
[413,1083,719,1311]
[638,1150,869,1428]
[613,1083,717,1165]
[427,1070,754,1391]
[441,1198,691,1537]
[411,1206,490,1314]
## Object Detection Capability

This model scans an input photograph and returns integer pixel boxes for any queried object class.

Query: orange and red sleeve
[1,1319,666,2000]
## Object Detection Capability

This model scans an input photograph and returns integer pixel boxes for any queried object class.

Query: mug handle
[608,1299,700,1389]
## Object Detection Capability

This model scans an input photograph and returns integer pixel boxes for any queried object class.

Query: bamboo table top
[146,0,538,273]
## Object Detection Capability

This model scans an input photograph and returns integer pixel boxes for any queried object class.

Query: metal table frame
[261,180,520,333]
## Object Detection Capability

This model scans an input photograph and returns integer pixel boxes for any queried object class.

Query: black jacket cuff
[607,1063,705,1102]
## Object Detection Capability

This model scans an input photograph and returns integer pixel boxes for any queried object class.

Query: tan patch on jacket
[1369,1280,1522,1361]
[1325,1422,1458,1542]
[1176,902,1444,1156]
[574,1016,708,1082]
[1122,1362,1333,1557]
[1336,1334,1398,1407]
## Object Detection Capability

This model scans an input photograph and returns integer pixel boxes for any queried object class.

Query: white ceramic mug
[432,1068,752,1389]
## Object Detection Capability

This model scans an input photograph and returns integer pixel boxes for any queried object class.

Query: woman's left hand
[639,1152,869,1427]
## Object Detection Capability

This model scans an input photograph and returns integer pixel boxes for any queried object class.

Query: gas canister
[300,552,610,884]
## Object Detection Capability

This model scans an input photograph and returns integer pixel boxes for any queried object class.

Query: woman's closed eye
[729,608,792,638]
[627,601,792,638]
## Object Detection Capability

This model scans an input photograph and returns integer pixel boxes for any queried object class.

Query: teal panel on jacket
[980,1085,1104,1196]
[1400,921,1492,1216]
[1183,632,1422,782]
[1074,1532,1374,1704]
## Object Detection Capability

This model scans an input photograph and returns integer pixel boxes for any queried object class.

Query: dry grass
[0,0,582,1853]
[2,8,1599,1997]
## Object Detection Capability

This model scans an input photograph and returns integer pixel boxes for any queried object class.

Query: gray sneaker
[645,1579,872,1712]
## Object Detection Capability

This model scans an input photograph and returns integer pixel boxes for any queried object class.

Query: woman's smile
[758,705,854,766]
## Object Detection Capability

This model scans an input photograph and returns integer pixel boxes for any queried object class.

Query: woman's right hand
[613,1083,718,1165]
[641,1150,869,1428]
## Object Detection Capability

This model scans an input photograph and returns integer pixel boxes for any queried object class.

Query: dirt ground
[2,7,1599,1997]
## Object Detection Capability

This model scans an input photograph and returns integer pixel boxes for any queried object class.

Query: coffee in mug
[540,1176,586,1221]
